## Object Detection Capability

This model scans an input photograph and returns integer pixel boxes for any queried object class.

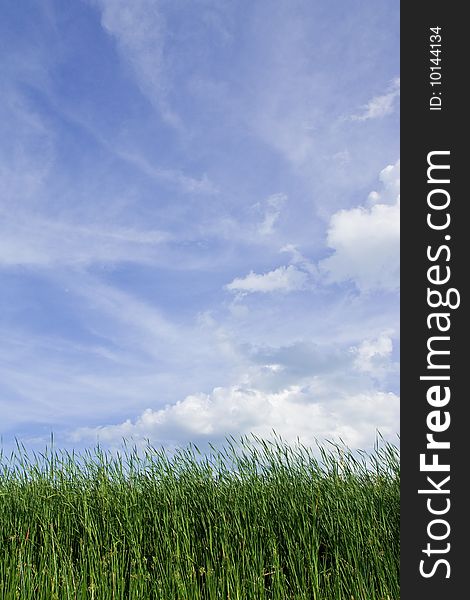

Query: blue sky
[1,0,399,451]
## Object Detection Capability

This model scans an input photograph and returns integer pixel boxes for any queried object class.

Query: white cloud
[70,334,399,451]
[113,148,219,195]
[320,160,400,292]
[280,244,318,276]
[93,0,180,128]
[226,265,308,294]
[72,382,399,449]
[367,160,400,205]
[258,192,287,235]
[352,334,394,376]
[0,216,169,268]
[351,78,400,121]
[0,280,245,431]
[0,88,55,206]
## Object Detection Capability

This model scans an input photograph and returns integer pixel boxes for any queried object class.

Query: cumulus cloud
[72,382,399,450]
[226,265,308,294]
[351,78,400,121]
[367,161,400,205]
[352,334,394,377]
[71,335,399,451]
[320,160,400,292]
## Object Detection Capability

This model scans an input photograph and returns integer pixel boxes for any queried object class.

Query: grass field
[0,436,399,599]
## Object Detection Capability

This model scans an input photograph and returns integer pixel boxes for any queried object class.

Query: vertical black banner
[401,3,467,598]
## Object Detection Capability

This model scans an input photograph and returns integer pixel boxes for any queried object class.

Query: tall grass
[0,436,399,599]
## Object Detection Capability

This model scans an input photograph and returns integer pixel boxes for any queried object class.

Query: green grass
[0,436,399,599]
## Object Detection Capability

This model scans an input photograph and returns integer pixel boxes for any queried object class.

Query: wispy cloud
[351,78,400,121]
[226,265,309,295]
[1,1,399,451]
[113,148,219,195]
[257,193,286,235]
[0,217,169,268]
[93,0,181,128]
